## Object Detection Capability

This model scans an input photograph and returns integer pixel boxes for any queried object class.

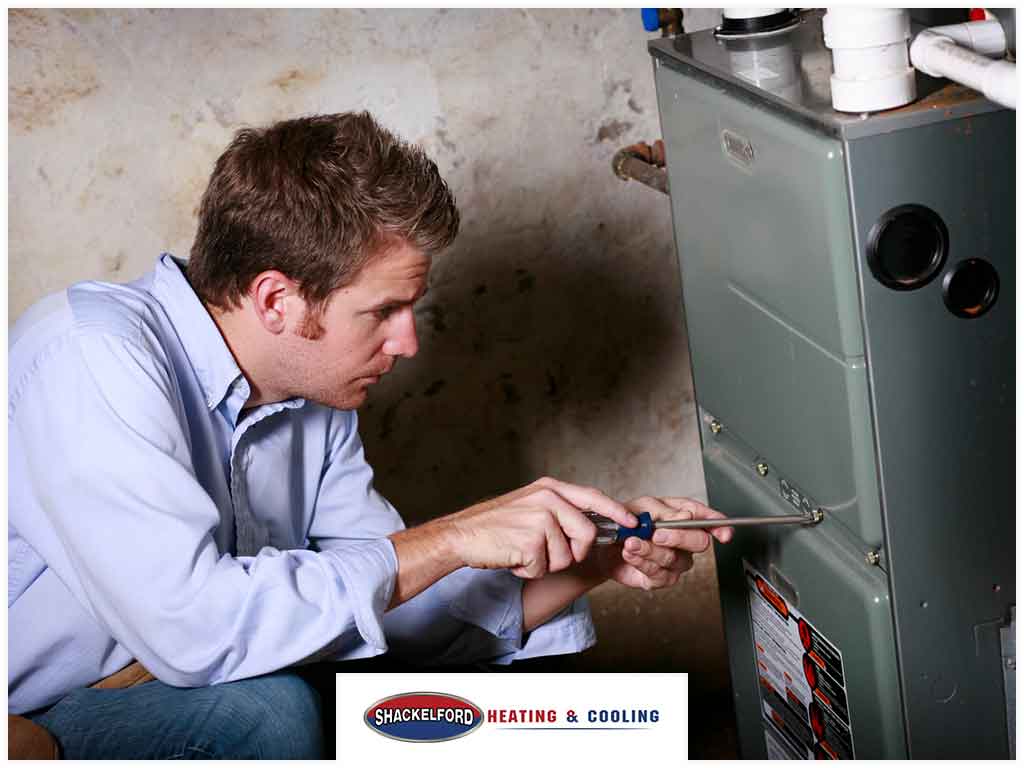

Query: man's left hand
[593,496,733,591]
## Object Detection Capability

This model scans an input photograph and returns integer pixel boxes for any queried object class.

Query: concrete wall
[9,9,729,693]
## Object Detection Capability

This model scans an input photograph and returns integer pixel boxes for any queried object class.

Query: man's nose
[381,307,419,359]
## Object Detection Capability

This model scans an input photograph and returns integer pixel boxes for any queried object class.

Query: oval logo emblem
[721,128,755,171]
[364,691,483,742]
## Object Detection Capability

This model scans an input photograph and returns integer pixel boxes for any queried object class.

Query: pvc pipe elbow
[909,29,953,79]
[924,19,1007,58]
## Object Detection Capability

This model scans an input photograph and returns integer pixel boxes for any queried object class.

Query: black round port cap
[867,204,949,291]
[943,258,1000,319]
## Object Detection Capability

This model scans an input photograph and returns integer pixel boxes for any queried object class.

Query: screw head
[756,461,769,477]
[710,420,722,435]
[865,550,881,566]
[1007,658,1016,670]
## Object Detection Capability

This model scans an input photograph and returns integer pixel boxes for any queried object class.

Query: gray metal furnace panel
[704,421,907,758]
[653,60,883,548]
[845,111,1015,758]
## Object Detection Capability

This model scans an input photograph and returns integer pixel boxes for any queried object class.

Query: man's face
[281,240,430,410]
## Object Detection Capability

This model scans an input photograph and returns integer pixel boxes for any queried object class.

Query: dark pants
[30,670,324,760]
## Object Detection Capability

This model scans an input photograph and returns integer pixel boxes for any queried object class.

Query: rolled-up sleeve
[316,543,396,653]
[408,567,597,665]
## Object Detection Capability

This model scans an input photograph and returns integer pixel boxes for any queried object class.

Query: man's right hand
[446,477,638,578]
[387,477,637,607]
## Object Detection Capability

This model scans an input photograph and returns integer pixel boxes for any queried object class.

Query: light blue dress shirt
[9,254,595,715]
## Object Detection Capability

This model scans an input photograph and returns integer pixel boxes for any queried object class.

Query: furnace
[648,9,1014,759]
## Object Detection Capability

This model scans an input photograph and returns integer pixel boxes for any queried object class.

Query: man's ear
[248,271,301,334]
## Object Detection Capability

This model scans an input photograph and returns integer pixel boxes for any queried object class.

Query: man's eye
[374,306,398,319]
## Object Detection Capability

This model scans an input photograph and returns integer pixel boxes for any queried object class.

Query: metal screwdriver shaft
[654,514,813,529]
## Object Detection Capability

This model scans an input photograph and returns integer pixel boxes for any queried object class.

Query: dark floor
[687,678,740,759]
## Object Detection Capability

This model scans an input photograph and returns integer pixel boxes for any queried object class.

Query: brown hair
[187,112,459,325]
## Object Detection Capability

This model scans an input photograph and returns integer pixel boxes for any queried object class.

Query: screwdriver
[586,509,822,545]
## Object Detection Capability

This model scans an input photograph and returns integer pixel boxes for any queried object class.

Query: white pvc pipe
[910,23,1016,110]
[823,8,916,113]
[722,8,783,20]
[921,19,1007,58]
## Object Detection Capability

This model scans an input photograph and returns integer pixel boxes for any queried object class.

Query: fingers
[510,535,548,579]
[668,551,695,575]
[623,537,677,568]
[535,477,637,528]
[620,539,693,589]
[624,538,695,573]
[596,493,730,593]
[626,496,712,552]
[653,496,734,544]
[525,488,597,564]
[621,543,667,586]
[540,510,575,572]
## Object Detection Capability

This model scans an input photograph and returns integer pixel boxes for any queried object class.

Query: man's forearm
[521,557,606,632]
[389,515,606,630]
[387,518,464,609]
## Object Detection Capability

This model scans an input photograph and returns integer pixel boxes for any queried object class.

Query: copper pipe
[612,140,669,195]
[658,9,685,37]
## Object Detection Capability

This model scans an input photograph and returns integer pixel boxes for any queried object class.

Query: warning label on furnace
[743,560,855,760]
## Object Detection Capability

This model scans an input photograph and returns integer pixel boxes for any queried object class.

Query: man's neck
[204,303,280,408]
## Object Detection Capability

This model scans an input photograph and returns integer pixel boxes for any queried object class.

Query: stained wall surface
[9,8,729,705]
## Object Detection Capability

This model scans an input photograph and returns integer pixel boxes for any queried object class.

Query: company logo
[721,128,755,170]
[364,692,483,742]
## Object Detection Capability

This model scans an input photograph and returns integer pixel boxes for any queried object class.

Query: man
[9,112,732,758]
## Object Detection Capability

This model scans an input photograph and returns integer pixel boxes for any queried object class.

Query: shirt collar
[150,253,247,412]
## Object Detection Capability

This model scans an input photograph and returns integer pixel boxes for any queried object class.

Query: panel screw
[756,462,769,477]
[865,550,881,566]
[1007,658,1016,670]
[710,419,722,435]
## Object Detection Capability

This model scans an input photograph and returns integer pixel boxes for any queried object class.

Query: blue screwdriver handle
[615,511,655,542]
[586,510,656,544]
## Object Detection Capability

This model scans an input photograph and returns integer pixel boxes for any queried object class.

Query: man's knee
[33,670,324,760]
[203,671,324,759]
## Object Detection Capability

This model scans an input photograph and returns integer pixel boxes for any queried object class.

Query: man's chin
[305,386,370,412]
[341,389,371,410]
